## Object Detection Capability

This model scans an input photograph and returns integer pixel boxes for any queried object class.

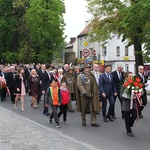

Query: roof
[77,24,91,38]
[65,37,76,48]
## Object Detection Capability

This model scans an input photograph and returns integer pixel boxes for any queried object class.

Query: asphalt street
[0,94,150,150]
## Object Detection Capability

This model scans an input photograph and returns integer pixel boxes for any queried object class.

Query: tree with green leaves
[0,0,16,63]
[0,0,65,64]
[26,0,65,63]
[86,0,150,70]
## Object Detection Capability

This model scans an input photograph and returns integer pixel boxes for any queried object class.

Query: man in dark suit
[111,65,125,119]
[24,64,31,80]
[99,65,117,122]
[24,64,31,93]
[136,65,148,119]
[6,66,16,104]
[42,64,54,116]
[35,64,44,104]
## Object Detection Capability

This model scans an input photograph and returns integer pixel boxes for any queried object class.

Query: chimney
[85,21,89,27]
[70,37,76,44]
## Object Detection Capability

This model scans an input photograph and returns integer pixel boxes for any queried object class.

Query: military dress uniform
[77,64,100,127]
[62,67,76,112]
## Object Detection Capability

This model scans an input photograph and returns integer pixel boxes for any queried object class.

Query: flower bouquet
[123,77,143,96]
[122,77,143,118]
[0,76,6,89]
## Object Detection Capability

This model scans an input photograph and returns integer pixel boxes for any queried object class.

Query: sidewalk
[0,106,98,150]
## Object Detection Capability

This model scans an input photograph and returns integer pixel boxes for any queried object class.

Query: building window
[102,46,107,56]
[125,64,129,72]
[89,48,93,55]
[125,46,129,56]
[116,46,120,57]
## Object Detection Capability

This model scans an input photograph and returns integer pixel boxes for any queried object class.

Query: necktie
[95,72,99,85]
[107,74,111,82]
[119,72,122,81]
[142,75,145,83]
[13,73,15,80]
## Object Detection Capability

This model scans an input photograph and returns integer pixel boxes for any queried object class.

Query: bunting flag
[68,62,72,67]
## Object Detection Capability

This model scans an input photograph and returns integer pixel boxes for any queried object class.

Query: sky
[63,0,91,42]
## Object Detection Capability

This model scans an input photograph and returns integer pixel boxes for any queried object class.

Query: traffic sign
[92,56,97,60]
[85,59,90,64]
[81,40,89,48]
[93,50,96,56]
[82,49,90,58]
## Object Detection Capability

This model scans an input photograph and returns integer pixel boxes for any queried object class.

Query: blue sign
[85,59,90,64]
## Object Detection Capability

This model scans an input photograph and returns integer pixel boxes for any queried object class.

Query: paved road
[0,94,150,150]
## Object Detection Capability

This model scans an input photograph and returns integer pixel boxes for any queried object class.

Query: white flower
[132,86,135,90]
[127,85,130,89]
[139,89,142,92]
[134,90,138,93]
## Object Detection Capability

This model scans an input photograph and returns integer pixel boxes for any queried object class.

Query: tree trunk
[133,36,143,73]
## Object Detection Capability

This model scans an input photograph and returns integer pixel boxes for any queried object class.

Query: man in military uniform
[62,67,76,112]
[77,64,100,127]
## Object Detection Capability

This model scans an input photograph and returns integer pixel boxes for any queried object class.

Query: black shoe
[48,118,52,124]
[112,115,117,119]
[96,112,100,115]
[82,123,86,126]
[139,113,143,119]
[91,123,100,127]
[1,99,4,102]
[68,109,74,113]
[127,132,134,137]
[103,118,108,122]
[45,113,50,116]
[122,115,125,119]
[107,116,114,121]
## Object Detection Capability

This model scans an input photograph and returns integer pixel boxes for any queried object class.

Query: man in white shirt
[92,64,101,114]
[136,65,148,118]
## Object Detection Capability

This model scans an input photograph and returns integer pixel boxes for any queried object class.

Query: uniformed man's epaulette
[89,70,94,76]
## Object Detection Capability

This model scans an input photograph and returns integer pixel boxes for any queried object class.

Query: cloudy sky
[63,0,91,42]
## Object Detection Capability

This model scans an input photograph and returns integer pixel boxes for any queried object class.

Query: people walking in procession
[62,67,77,112]
[14,68,26,111]
[111,64,125,119]
[28,69,41,109]
[58,81,70,125]
[45,78,62,128]
[77,64,100,127]
[136,65,148,118]
[99,65,117,122]
[6,66,16,104]
[121,72,137,137]
[42,64,54,116]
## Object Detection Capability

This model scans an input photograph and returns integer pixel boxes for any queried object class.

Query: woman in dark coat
[28,69,41,108]
[14,68,26,111]
[120,72,137,137]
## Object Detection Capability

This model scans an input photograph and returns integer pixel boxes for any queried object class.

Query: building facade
[77,23,135,73]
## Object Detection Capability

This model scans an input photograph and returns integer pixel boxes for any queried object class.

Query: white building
[77,22,135,73]
[65,37,78,57]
